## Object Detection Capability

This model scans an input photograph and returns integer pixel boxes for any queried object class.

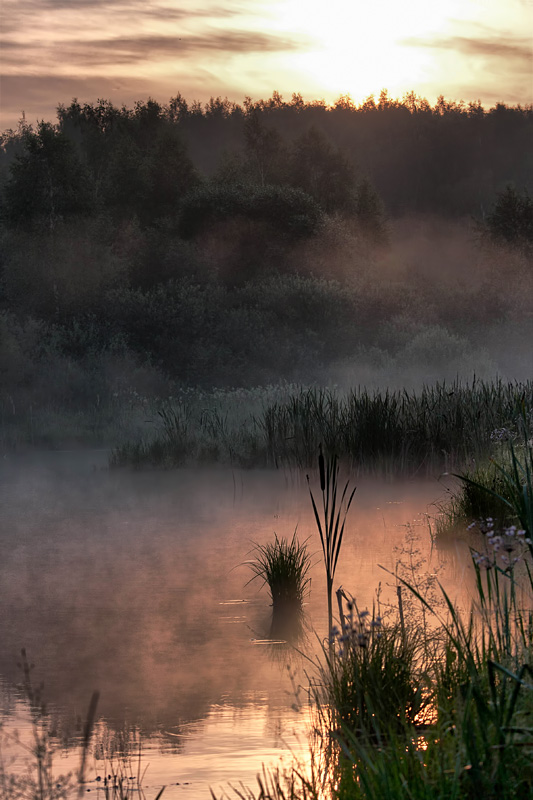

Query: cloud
[0,75,150,121]
[76,30,310,63]
[0,68,248,131]
[403,32,532,72]
[1,29,311,72]
[3,0,238,13]
[1,0,251,28]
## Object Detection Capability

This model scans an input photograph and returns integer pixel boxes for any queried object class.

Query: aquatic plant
[0,650,100,800]
[321,592,432,739]
[307,449,356,639]
[0,651,165,800]
[458,430,533,545]
[110,379,533,475]
[235,506,533,800]
[246,532,312,612]
[440,416,533,539]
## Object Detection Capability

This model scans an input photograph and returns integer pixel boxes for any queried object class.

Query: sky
[1,0,532,131]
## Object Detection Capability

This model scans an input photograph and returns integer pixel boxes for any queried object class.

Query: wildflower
[490,427,516,442]
[472,551,493,569]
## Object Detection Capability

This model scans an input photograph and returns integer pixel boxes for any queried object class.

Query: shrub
[178,182,323,240]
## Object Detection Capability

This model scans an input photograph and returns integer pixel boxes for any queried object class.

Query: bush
[486,185,533,250]
[178,182,323,240]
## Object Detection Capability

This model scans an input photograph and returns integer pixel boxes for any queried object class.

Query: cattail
[319,444,325,492]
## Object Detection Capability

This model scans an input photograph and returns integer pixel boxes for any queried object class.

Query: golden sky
[1,0,532,130]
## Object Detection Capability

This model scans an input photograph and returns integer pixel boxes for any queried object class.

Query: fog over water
[0,451,476,796]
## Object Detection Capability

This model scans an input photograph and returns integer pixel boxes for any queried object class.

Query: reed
[246,532,312,611]
[307,448,356,639]
[235,475,533,799]
[0,651,165,800]
[438,417,533,539]
[109,379,533,475]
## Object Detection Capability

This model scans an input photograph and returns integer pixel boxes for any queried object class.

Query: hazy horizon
[1,0,532,131]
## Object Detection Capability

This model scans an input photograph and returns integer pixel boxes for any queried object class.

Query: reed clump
[234,434,533,799]
[438,415,533,536]
[247,533,312,611]
[321,593,432,741]
[0,652,165,800]
[110,379,533,475]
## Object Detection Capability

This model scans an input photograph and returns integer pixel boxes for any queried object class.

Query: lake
[0,452,473,798]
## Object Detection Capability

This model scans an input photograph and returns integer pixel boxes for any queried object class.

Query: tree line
[0,91,531,431]
[0,91,531,238]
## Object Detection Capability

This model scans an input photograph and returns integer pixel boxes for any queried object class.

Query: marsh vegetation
[2,441,533,800]
[221,439,533,800]
[0,93,531,454]
[0,91,532,798]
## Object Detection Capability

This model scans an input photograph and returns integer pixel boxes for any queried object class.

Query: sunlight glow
[1,0,531,129]
[269,0,471,99]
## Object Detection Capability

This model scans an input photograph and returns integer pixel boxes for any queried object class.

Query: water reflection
[0,453,474,795]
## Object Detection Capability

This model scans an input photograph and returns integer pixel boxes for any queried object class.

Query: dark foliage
[178,182,323,240]
[0,92,531,449]
[2,122,95,229]
[485,185,533,250]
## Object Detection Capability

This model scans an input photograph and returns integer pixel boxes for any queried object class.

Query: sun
[268,0,472,100]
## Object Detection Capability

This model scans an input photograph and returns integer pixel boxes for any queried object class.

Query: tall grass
[438,413,533,536]
[246,533,312,611]
[228,435,533,799]
[307,450,356,639]
[320,593,432,740]
[110,379,533,475]
[260,380,532,472]
[326,435,533,796]
[0,651,165,800]
[456,423,533,544]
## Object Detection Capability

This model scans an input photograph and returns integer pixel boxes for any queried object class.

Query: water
[0,452,472,797]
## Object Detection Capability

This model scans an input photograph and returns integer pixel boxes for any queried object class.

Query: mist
[0,92,531,797]
[1,95,531,444]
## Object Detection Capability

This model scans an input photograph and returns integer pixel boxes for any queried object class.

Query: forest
[0,91,532,451]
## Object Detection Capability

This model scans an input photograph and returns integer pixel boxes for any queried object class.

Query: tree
[143,126,199,222]
[485,185,533,249]
[355,177,387,241]
[288,127,357,215]
[243,111,285,186]
[102,132,149,217]
[2,122,95,229]
[178,183,323,240]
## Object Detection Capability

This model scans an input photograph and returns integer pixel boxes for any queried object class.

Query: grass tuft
[246,533,312,612]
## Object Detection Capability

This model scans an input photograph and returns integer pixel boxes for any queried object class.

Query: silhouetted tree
[289,126,357,214]
[243,112,285,186]
[102,133,148,217]
[178,183,323,241]
[143,126,199,222]
[486,185,533,249]
[355,177,387,241]
[2,122,95,229]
